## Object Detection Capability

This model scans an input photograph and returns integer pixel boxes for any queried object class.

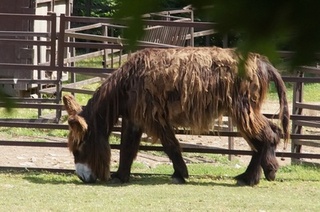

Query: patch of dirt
[0,101,319,171]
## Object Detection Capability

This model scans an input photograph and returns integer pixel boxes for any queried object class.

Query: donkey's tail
[266,62,290,149]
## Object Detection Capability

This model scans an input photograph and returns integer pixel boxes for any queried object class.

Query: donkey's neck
[85,77,123,135]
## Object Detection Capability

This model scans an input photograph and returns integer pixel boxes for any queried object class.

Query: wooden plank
[281,76,320,83]
[0,31,50,37]
[66,23,103,33]
[0,118,57,123]
[293,140,320,148]
[62,87,94,95]
[185,29,214,39]
[0,39,50,46]
[40,77,101,94]
[0,121,68,129]
[0,79,57,84]
[295,103,320,111]
[63,77,102,87]
[0,103,63,109]
[294,120,320,128]
[290,114,320,121]
[39,87,57,95]
[291,134,320,140]
[4,98,57,103]
[298,66,320,75]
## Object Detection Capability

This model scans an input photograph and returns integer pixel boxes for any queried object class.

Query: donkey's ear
[67,115,88,152]
[68,115,88,136]
[63,94,82,116]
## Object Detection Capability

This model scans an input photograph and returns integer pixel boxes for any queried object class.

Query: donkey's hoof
[235,173,259,186]
[236,179,249,186]
[264,170,277,181]
[110,172,130,184]
[171,177,186,184]
[109,177,123,184]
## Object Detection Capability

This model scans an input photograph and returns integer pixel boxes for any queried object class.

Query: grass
[268,81,320,102]
[0,107,68,139]
[0,163,320,211]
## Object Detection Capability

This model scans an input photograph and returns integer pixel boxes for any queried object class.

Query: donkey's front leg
[261,142,279,181]
[235,149,262,186]
[261,122,281,181]
[155,122,188,184]
[111,119,142,183]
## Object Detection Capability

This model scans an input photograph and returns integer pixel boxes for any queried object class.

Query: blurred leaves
[114,0,320,68]
[203,0,320,68]
[114,0,163,49]
[0,88,15,113]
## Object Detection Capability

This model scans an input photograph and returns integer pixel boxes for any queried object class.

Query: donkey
[63,47,289,186]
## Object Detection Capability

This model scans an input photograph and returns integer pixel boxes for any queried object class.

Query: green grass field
[0,163,319,211]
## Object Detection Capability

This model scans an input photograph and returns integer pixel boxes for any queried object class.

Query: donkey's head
[63,94,110,183]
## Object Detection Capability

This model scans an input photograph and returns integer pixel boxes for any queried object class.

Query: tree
[73,0,117,17]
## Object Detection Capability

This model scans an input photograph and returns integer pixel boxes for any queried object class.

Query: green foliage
[203,0,320,68]
[113,0,320,69]
[73,0,118,17]
[0,88,15,113]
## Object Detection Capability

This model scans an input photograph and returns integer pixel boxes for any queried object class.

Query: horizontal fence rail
[1,140,320,160]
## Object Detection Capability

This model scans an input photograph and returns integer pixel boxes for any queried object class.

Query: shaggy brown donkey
[63,47,289,186]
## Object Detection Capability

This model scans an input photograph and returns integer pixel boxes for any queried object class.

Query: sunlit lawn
[0,163,319,211]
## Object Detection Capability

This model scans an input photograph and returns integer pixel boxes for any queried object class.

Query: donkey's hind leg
[111,119,143,183]
[154,122,188,184]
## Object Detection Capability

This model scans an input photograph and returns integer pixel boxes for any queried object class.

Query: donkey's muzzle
[75,163,97,183]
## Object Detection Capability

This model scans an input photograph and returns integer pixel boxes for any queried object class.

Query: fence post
[228,117,234,160]
[291,71,304,163]
[55,13,66,122]
[103,24,108,69]
[190,10,194,47]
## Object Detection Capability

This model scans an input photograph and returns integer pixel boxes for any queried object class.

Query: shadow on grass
[21,171,239,187]
[125,174,239,187]
[5,167,319,187]
[22,174,82,185]
[21,170,320,188]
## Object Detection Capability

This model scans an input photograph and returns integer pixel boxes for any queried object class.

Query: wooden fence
[0,12,320,172]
